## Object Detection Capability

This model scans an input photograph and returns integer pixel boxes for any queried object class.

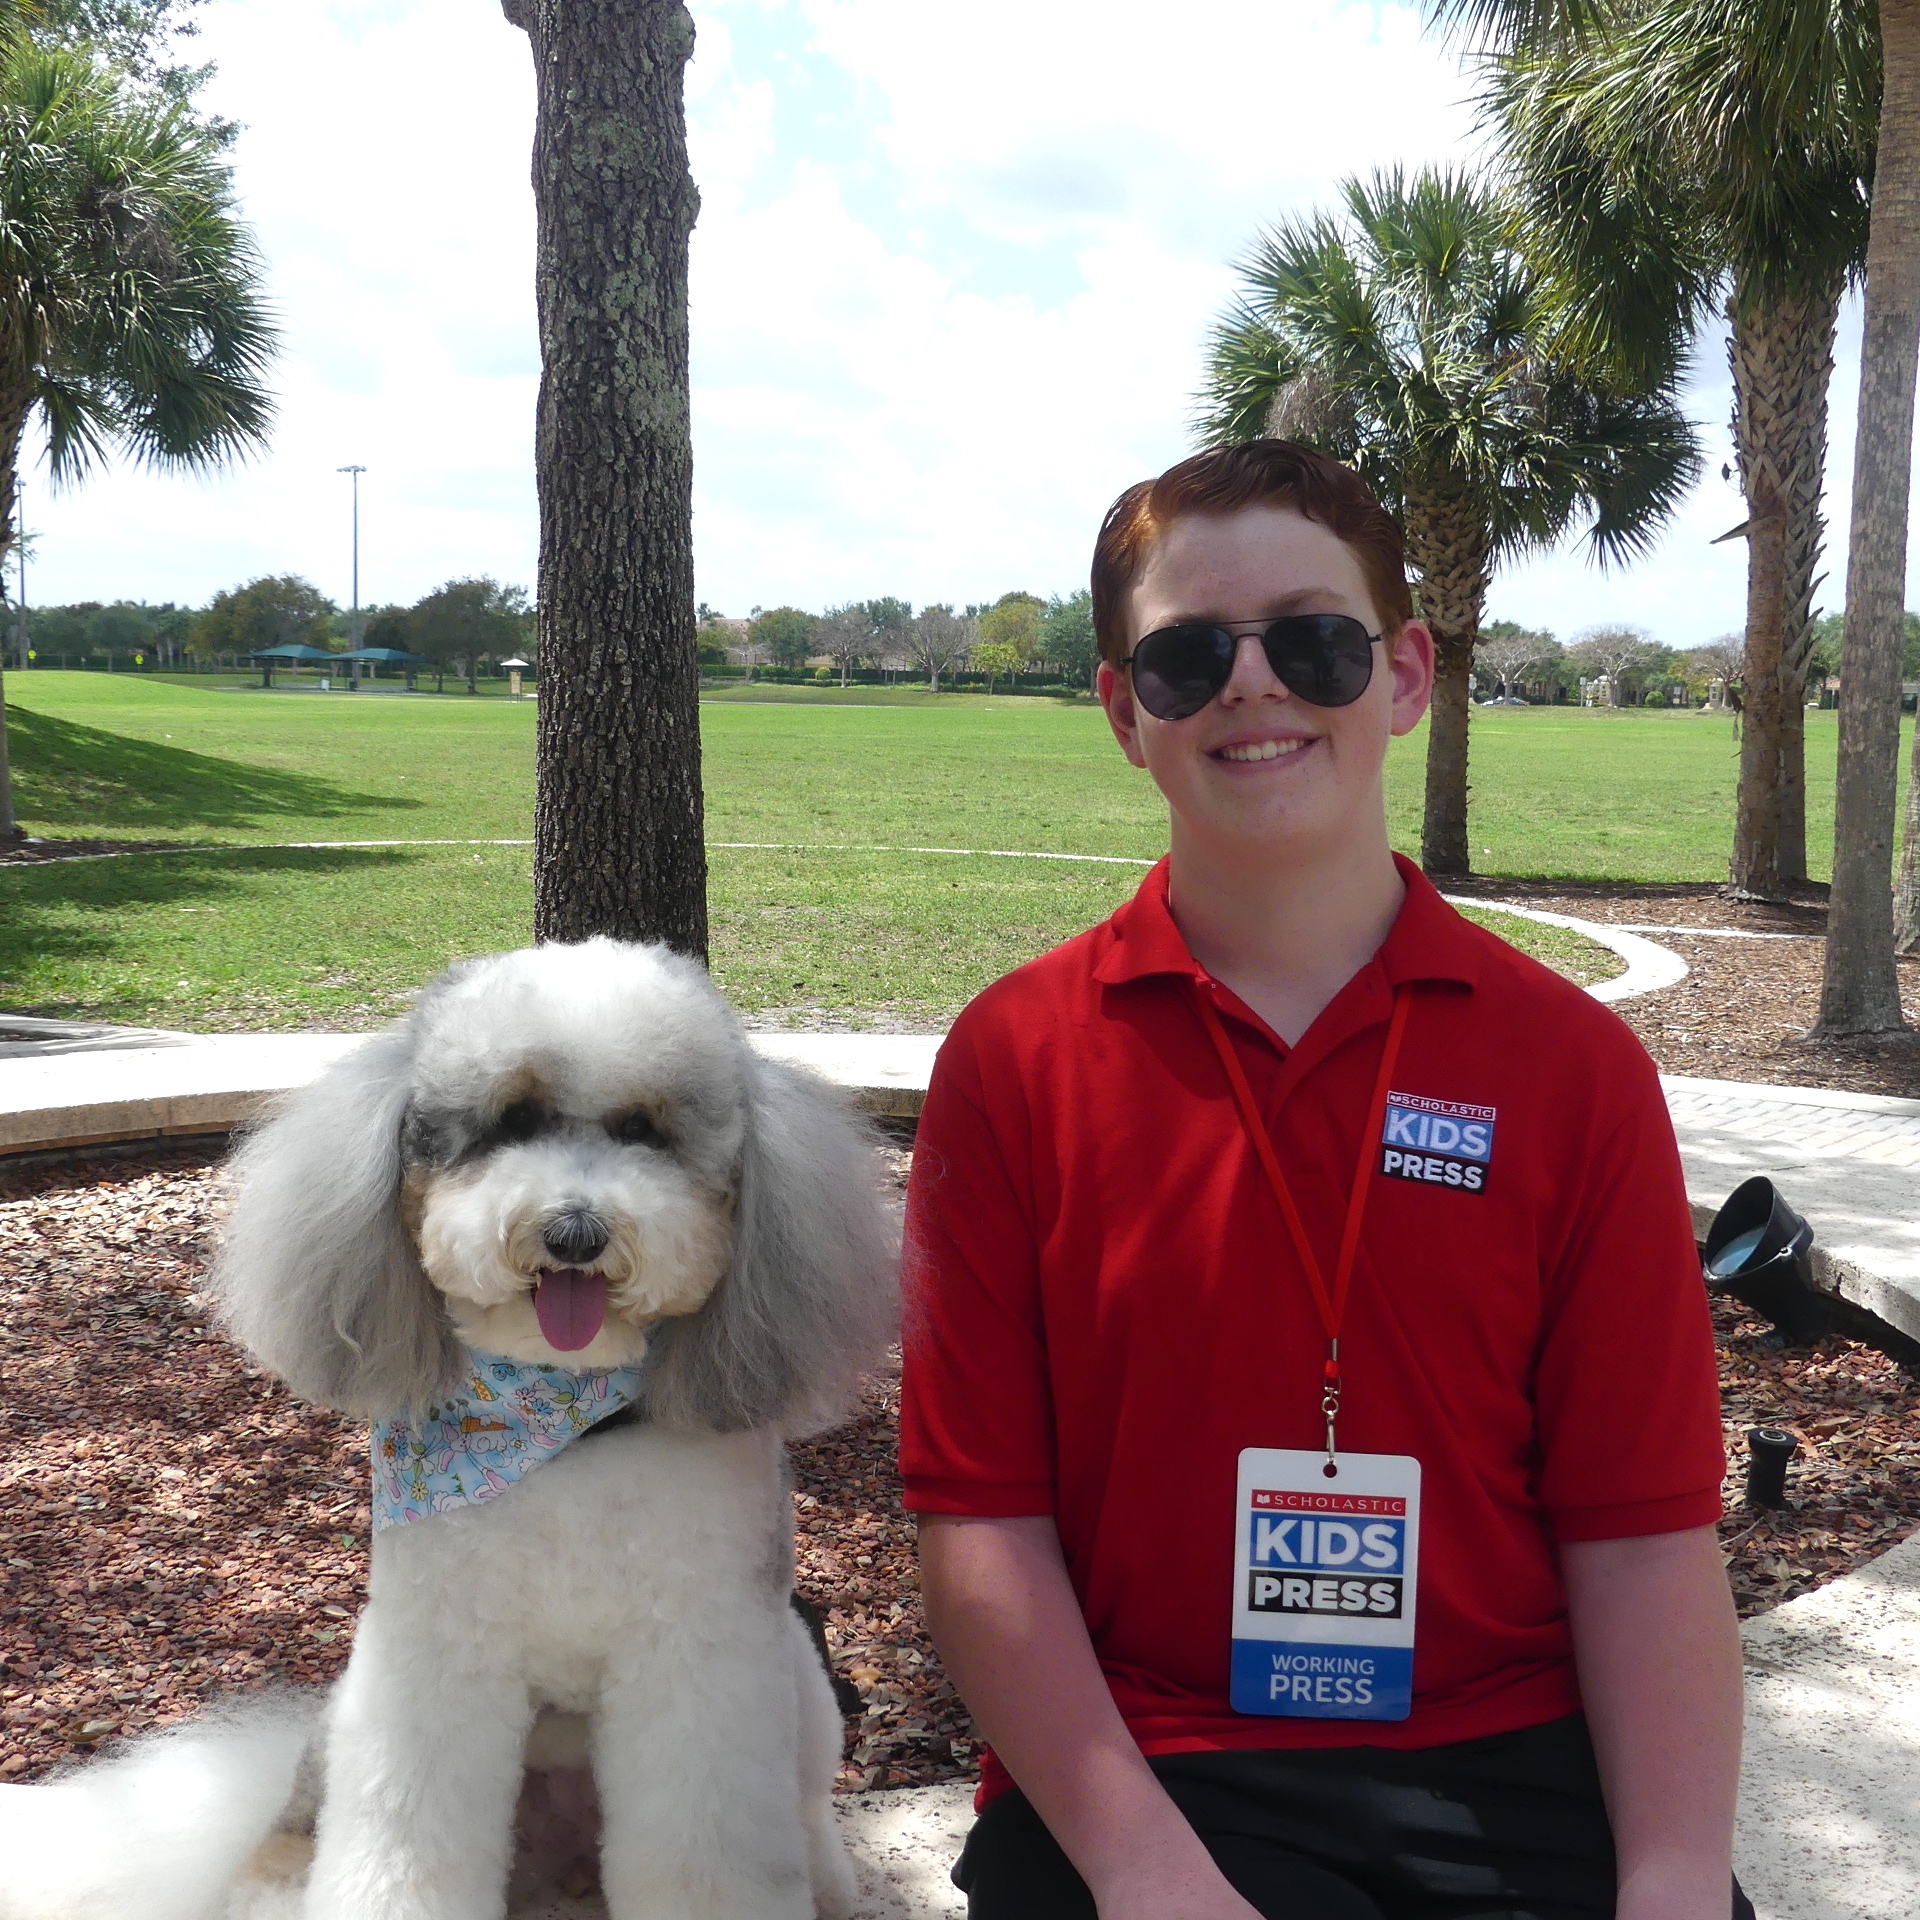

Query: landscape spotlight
[1702,1176,1824,1345]
[1745,1426,1799,1509]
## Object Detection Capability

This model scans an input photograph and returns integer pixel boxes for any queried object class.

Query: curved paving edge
[1442,896,1691,1003]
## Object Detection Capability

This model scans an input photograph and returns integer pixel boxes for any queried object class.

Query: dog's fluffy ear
[641,1057,899,1434]
[212,1025,459,1419]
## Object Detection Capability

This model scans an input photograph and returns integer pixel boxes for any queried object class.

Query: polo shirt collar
[1092,852,1482,998]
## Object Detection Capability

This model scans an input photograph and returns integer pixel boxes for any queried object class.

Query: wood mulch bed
[1,1144,1915,1794]
[1446,878,1920,1100]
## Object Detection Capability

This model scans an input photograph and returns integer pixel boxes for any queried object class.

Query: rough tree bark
[1819,0,1920,1033]
[1726,276,1838,899]
[1774,280,1841,887]
[1404,487,1491,878]
[1898,736,1920,951]
[504,0,707,959]
[0,434,27,843]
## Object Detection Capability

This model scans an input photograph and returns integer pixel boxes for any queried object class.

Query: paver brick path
[1665,1077,1920,1340]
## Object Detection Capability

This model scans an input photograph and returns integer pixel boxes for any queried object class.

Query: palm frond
[1194,160,1700,584]
[0,32,276,506]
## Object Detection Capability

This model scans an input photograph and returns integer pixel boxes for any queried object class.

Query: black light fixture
[1702,1176,1825,1344]
[1746,1427,1799,1508]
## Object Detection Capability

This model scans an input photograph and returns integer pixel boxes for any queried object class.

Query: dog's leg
[592,1598,815,1920]
[302,1609,532,1920]
[788,1604,858,1920]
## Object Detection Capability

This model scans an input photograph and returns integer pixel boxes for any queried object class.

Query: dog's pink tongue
[534,1270,606,1352]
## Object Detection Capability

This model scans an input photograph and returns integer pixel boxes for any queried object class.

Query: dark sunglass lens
[1131,624,1233,720]
[1263,614,1375,707]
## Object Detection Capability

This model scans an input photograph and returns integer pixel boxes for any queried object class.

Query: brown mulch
[1445,878,1920,1100]
[1712,1293,1920,1615]
[2,1146,1917,1795]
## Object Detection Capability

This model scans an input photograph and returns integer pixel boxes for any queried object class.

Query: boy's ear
[1388,621,1436,738]
[1098,658,1149,769]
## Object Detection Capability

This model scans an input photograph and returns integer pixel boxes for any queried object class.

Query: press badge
[1229,1448,1419,1721]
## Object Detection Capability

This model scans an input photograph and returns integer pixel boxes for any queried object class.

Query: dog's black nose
[542,1211,609,1265]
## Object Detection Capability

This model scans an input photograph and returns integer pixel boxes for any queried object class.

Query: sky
[32,0,1919,648]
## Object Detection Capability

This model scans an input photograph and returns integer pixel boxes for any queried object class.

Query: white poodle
[0,939,899,1920]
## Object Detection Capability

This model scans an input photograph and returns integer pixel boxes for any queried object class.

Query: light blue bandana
[372,1352,647,1533]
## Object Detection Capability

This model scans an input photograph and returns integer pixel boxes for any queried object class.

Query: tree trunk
[1403,489,1491,877]
[0,403,25,842]
[1775,278,1842,885]
[507,0,707,958]
[1818,0,1920,1034]
[1897,745,1920,951]
[1727,275,1837,901]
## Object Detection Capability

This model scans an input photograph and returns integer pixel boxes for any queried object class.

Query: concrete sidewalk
[1666,1075,1920,1346]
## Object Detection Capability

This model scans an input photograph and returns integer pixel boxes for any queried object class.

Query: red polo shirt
[899,856,1723,1802]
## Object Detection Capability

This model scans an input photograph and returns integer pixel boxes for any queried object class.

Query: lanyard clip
[1320,1339,1341,1475]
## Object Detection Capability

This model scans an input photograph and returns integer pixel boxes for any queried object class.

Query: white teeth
[1218,738,1306,763]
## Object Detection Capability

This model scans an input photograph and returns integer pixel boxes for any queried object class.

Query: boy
[898,442,1749,1920]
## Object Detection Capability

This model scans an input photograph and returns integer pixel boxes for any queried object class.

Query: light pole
[338,464,365,688]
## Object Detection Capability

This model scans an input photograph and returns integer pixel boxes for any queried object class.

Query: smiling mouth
[1215,738,1309,763]
[532,1267,607,1351]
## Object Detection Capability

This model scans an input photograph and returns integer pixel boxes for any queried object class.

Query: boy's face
[1097,505,1433,868]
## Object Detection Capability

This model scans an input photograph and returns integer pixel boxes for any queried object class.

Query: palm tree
[1196,167,1697,876]
[1429,0,1917,1034]
[1476,8,1873,900]
[0,32,275,839]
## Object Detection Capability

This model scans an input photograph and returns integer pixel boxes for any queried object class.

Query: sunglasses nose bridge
[1219,628,1293,702]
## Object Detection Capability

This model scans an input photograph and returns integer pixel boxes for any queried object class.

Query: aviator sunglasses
[1122,613,1382,722]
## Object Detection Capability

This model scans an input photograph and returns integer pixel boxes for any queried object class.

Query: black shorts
[952,1713,1757,1920]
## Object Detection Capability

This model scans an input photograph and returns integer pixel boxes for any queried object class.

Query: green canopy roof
[250,643,336,662]
[335,646,431,665]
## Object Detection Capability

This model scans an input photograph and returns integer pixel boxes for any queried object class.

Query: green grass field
[9,672,1904,1031]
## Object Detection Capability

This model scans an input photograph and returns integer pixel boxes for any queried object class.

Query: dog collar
[371,1350,647,1532]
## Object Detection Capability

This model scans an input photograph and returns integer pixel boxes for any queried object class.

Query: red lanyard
[1192,981,1412,1467]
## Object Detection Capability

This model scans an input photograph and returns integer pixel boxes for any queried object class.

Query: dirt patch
[0,838,179,866]
[2,1147,1915,1796]
[1445,878,1920,1100]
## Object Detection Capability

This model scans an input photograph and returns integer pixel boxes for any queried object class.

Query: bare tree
[1473,625,1559,701]
[1688,635,1745,710]
[818,604,868,688]
[907,604,972,693]
[1567,624,1658,707]
[727,635,767,683]
[504,0,705,957]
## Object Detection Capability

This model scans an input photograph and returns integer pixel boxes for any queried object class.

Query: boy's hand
[920,1514,1264,1916]
[1561,1526,1743,1920]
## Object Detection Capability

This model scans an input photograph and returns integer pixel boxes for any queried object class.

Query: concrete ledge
[1736,1532,1920,1920]
[0,1031,938,1160]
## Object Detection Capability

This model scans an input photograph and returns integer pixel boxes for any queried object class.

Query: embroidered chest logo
[1379,1091,1495,1193]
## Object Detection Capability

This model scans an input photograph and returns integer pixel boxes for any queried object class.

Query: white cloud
[23,0,1917,652]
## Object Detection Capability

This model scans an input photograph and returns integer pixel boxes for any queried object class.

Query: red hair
[1090,440,1414,665]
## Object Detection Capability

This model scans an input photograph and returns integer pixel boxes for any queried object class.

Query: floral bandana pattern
[372,1352,647,1532]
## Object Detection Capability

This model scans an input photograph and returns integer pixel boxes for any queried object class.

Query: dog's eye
[498,1098,546,1143]
[609,1108,666,1149]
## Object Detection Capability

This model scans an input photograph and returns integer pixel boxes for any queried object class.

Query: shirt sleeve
[897,1021,1057,1516]
[1533,1042,1726,1542]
